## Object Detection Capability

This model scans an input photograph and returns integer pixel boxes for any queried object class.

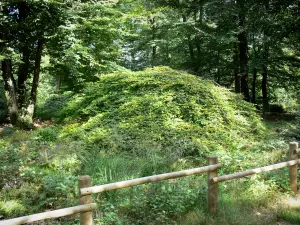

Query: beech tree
[0,1,67,128]
[0,0,120,127]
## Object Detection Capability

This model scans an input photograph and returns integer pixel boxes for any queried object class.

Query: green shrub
[0,145,22,189]
[0,200,26,217]
[36,92,73,120]
[41,174,77,208]
[32,126,60,142]
[60,67,263,161]
[98,177,203,225]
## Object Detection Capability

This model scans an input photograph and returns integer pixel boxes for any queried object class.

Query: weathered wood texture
[0,203,97,225]
[208,156,218,213]
[79,176,93,225]
[80,164,222,196]
[289,142,298,193]
[212,159,300,183]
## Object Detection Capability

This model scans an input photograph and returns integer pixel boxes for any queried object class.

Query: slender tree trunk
[194,6,203,74]
[16,2,30,108]
[149,17,156,67]
[165,30,171,65]
[233,42,241,93]
[17,45,31,109]
[237,0,250,101]
[262,1,270,114]
[187,36,195,61]
[251,33,260,104]
[262,44,269,113]
[195,38,201,56]
[152,45,157,67]
[252,68,257,104]
[26,38,45,119]
[56,74,62,91]
[182,14,195,62]
[195,6,203,56]
[2,60,19,125]
[216,50,221,84]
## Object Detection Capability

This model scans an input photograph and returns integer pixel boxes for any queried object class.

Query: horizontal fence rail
[212,159,300,183]
[80,164,222,196]
[0,203,97,225]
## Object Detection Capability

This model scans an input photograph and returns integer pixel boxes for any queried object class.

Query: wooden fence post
[289,142,298,193]
[208,156,218,213]
[79,176,94,225]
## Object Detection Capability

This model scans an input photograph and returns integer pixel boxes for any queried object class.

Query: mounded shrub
[60,67,263,159]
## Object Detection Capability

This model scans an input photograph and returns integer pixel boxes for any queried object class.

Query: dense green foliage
[59,67,263,158]
[1,115,299,224]
[1,67,300,224]
[1,0,300,224]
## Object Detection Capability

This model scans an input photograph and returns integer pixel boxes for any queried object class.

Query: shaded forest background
[1,1,300,225]
[0,0,300,127]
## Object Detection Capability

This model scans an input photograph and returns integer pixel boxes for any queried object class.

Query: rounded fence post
[79,176,94,225]
[289,142,298,193]
[208,156,218,213]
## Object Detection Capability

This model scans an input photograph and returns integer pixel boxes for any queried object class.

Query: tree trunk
[252,68,257,104]
[195,6,203,57]
[262,1,270,114]
[56,74,62,91]
[194,7,203,74]
[262,44,269,114]
[26,38,45,122]
[237,0,250,101]
[216,50,221,84]
[16,2,31,108]
[233,42,241,93]
[1,60,19,125]
[17,45,31,109]
[149,17,156,67]
[187,36,195,61]
[182,14,195,62]
[152,45,157,67]
[251,33,260,104]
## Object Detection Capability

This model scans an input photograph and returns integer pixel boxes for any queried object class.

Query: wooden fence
[0,142,299,225]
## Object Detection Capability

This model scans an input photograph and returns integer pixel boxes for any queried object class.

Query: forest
[0,0,300,224]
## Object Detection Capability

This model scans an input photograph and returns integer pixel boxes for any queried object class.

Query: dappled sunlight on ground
[274,193,300,225]
[281,193,300,209]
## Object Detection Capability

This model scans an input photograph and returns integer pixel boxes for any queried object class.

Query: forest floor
[0,117,300,224]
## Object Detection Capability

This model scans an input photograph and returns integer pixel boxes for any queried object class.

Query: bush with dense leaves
[36,92,72,120]
[59,67,263,159]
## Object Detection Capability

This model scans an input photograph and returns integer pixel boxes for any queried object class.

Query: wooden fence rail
[80,164,222,196]
[211,159,300,183]
[0,204,97,225]
[0,142,299,225]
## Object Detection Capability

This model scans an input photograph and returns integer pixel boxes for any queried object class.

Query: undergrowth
[1,67,300,224]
